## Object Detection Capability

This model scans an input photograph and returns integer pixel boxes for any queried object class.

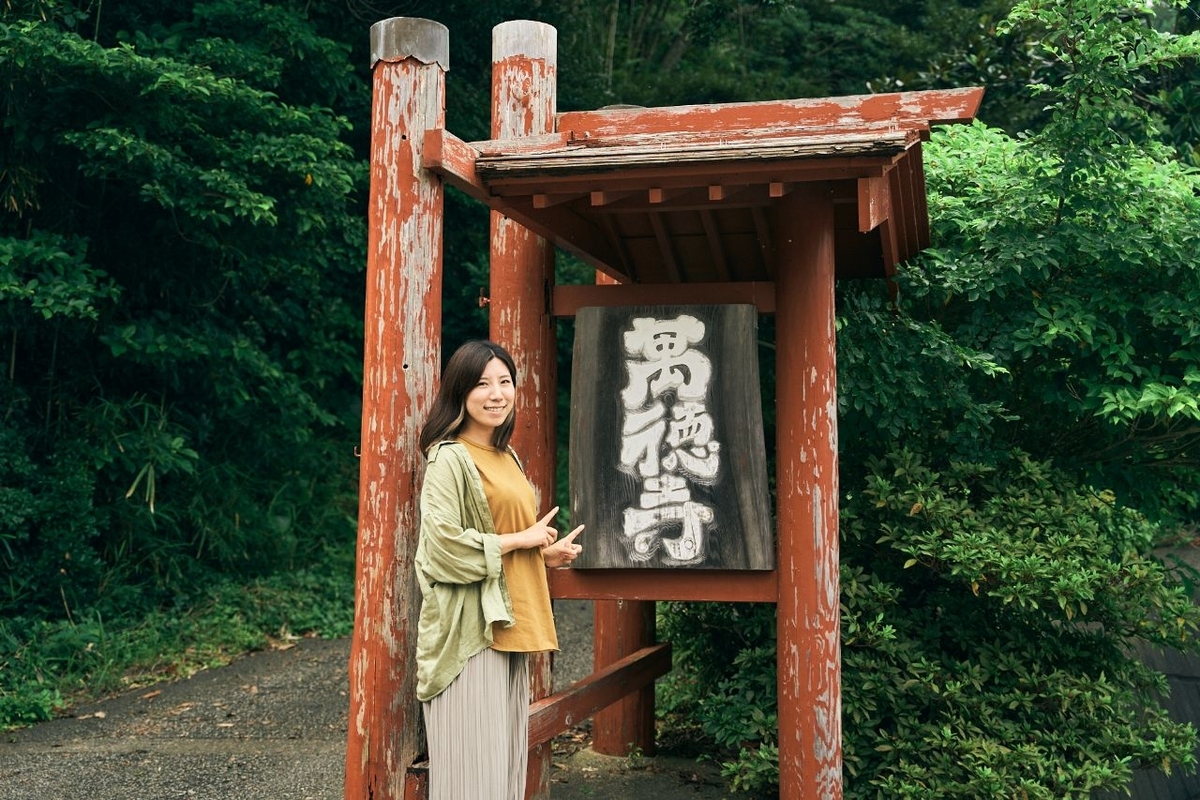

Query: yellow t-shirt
[458,438,559,653]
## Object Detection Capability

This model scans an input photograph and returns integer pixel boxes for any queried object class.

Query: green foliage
[905,9,1200,519]
[658,602,780,795]
[5,2,1200,797]
[1,1,365,619]
[545,0,1029,110]
[0,407,107,616]
[841,449,1199,797]
[0,232,118,319]
[659,0,1200,795]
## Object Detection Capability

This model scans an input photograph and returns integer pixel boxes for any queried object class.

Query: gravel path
[0,600,729,800]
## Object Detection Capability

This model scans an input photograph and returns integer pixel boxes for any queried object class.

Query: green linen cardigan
[413,441,517,702]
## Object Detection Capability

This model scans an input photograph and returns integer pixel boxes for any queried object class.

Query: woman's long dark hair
[419,340,518,453]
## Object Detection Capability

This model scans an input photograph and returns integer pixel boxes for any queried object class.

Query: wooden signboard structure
[570,303,774,571]
[347,15,983,800]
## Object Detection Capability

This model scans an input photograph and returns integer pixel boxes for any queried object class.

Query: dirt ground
[0,600,733,800]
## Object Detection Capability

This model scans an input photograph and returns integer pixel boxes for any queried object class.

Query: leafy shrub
[841,448,1199,797]
[660,448,1200,798]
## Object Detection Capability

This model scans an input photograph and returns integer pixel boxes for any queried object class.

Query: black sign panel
[570,304,774,570]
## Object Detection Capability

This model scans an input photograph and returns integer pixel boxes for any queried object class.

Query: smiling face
[458,356,515,445]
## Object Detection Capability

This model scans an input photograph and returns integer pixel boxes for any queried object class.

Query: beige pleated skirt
[422,647,530,800]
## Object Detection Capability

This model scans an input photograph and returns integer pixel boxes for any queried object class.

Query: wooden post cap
[492,20,556,63]
[370,17,449,69]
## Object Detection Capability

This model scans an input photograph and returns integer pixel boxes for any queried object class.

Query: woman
[414,339,583,800]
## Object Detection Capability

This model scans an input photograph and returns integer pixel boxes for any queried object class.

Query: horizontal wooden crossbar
[550,567,778,602]
[528,643,673,748]
[552,282,776,316]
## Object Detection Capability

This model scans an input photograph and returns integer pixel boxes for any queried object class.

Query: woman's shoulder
[426,439,468,463]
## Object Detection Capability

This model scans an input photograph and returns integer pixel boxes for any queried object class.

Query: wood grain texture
[775,186,842,799]
[348,20,447,800]
[570,303,773,570]
[527,644,672,748]
[592,600,657,756]
[487,21,559,800]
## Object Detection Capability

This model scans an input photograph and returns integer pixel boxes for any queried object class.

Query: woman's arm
[499,506,560,554]
[417,454,500,584]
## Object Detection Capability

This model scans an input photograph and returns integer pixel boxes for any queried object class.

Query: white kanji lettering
[638,473,690,508]
[619,414,666,478]
[621,500,714,565]
[663,442,721,483]
[620,315,711,408]
[666,401,714,448]
[616,313,725,566]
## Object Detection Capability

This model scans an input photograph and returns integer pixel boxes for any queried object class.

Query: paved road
[0,600,729,800]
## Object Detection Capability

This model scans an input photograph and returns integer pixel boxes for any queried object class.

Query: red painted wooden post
[347,18,448,800]
[774,185,842,799]
[486,20,558,800]
[587,269,660,759]
[593,599,657,755]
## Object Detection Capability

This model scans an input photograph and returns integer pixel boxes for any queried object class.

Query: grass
[0,542,356,730]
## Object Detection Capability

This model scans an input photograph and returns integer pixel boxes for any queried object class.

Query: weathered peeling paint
[775,187,842,799]
[488,21,559,800]
[347,19,447,800]
[557,87,984,138]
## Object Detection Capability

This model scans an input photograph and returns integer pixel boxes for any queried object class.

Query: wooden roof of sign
[424,87,984,283]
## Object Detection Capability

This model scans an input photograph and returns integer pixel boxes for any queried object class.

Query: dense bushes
[1,1,365,724]
[661,449,1200,797]
[657,0,1200,795]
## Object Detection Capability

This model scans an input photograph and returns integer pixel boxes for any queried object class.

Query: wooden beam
[483,159,892,197]
[700,209,730,281]
[857,174,890,234]
[774,186,842,798]
[910,142,931,250]
[350,18,447,800]
[489,198,625,277]
[651,187,691,205]
[549,568,778,602]
[878,218,900,275]
[551,281,776,316]
[471,131,571,156]
[648,212,681,282]
[889,157,918,264]
[421,128,488,203]
[527,643,673,748]
[532,192,583,208]
[590,190,634,206]
[558,87,985,137]
[475,130,913,178]
[596,213,637,283]
[576,123,924,150]
[592,601,657,757]
[489,24,560,799]
[568,184,770,215]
